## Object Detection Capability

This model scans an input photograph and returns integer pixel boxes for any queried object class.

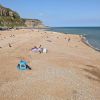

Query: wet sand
[0,29,100,100]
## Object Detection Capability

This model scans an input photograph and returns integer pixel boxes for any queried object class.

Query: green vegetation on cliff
[0,4,46,29]
[0,4,25,28]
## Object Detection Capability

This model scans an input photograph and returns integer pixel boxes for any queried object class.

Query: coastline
[80,35,100,52]
[47,27,100,52]
[0,29,100,100]
[1,27,99,53]
[47,29,100,52]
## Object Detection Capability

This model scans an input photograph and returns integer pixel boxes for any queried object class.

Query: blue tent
[17,60,31,70]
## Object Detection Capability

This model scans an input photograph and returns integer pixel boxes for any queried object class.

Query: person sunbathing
[31,46,38,52]
[31,45,47,53]
[38,45,43,53]
[31,45,42,53]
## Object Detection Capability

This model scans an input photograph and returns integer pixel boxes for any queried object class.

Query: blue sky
[0,0,100,27]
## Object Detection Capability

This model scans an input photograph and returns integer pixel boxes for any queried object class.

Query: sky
[0,0,100,27]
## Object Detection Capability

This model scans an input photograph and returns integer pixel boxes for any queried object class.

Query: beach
[0,29,100,100]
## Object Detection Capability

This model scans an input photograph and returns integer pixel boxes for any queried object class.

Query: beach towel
[31,48,39,52]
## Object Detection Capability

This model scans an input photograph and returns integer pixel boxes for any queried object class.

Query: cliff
[23,19,47,28]
[0,4,47,29]
[0,5,25,28]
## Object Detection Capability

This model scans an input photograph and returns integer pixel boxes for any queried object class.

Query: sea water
[48,27,100,50]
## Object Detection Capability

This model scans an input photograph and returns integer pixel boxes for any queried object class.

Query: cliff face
[24,19,46,28]
[0,5,25,28]
[0,5,46,28]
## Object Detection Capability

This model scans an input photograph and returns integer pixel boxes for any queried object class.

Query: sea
[48,27,100,51]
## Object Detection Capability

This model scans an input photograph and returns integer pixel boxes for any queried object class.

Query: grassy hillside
[0,4,46,29]
[0,4,25,28]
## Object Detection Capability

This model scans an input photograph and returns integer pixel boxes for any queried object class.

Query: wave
[81,35,100,52]
[47,27,100,52]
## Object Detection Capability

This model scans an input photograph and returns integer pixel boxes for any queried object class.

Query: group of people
[17,45,48,71]
[31,45,47,53]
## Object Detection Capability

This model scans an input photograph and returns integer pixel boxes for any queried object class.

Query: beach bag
[43,48,48,53]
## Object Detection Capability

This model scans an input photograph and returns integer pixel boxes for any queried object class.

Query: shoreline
[47,27,100,52]
[0,28,100,52]
[1,27,100,52]
[80,35,100,52]
[47,29,100,52]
